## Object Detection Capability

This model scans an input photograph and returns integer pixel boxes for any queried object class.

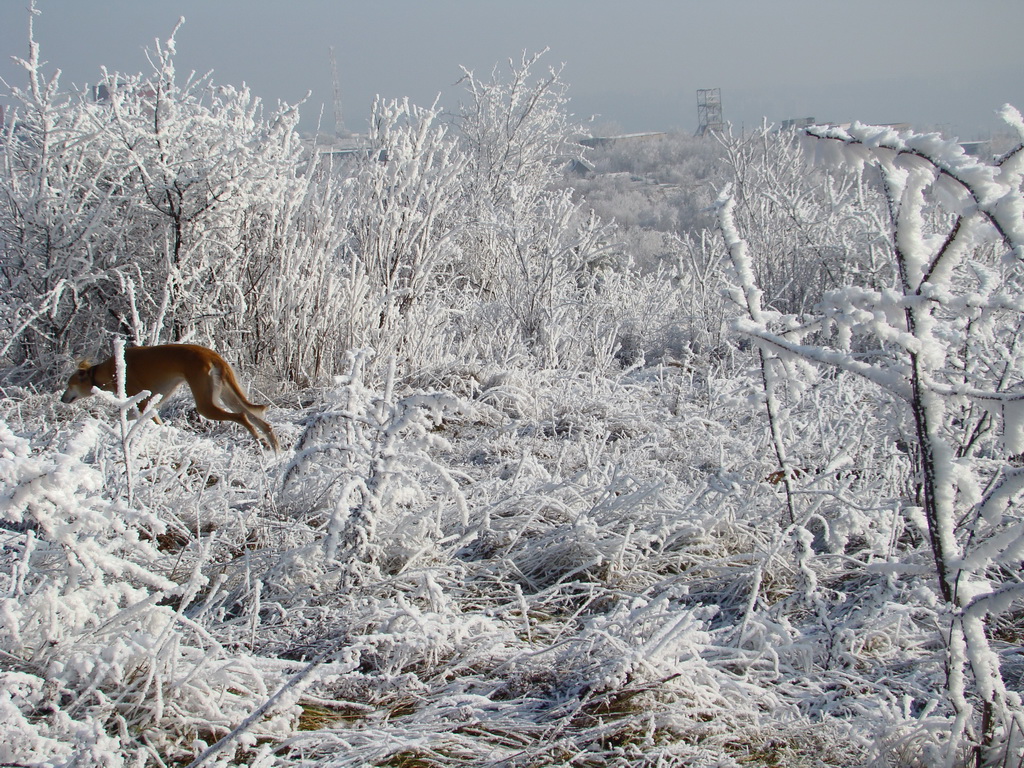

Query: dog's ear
[77,359,92,371]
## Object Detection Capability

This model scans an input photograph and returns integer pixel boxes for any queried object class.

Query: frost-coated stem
[113,339,135,506]
[873,125,1020,765]
[883,167,962,604]
[907,353,957,604]
[183,639,341,768]
[717,186,796,523]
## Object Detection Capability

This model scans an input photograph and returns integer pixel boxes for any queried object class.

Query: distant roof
[578,132,667,148]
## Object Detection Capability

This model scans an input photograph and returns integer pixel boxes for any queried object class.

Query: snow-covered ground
[1,353,925,767]
[2,20,1024,767]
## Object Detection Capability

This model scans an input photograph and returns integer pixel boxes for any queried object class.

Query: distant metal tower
[696,88,725,136]
[330,47,346,137]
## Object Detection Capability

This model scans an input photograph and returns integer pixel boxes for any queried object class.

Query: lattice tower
[696,88,725,136]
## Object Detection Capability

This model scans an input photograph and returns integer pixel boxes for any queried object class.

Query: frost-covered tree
[454,52,618,368]
[337,97,467,373]
[0,10,134,374]
[99,21,306,348]
[0,15,320,387]
[718,110,1024,766]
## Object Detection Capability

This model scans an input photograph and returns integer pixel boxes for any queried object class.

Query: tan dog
[61,344,279,451]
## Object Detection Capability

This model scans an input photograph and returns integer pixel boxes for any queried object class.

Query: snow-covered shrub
[458,51,580,213]
[717,123,887,317]
[97,22,307,350]
[719,110,1024,765]
[0,18,309,386]
[334,98,468,377]
[0,13,134,376]
[271,351,470,594]
[242,155,353,386]
[454,53,620,370]
[0,405,296,765]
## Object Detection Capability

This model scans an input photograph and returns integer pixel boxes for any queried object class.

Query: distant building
[91,82,158,103]
[780,117,816,131]
[959,140,990,158]
[566,156,596,177]
[571,133,666,177]
[578,132,667,149]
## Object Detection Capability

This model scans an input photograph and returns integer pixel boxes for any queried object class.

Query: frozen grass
[0,350,983,767]
[2,23,1021,761]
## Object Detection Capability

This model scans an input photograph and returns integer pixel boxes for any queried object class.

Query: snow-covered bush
[334,98,468,376]
[454,53,620,370]
[0,402,298,765]
[277,350,471,590]
[94,22,307,352]
[0,13,133,376]
[0,18,309,386]
[717,123,889,317]
[242,154,352,386]
[719,110,1024,765]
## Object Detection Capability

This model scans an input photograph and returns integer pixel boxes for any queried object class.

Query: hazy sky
[2,1,1023,139]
